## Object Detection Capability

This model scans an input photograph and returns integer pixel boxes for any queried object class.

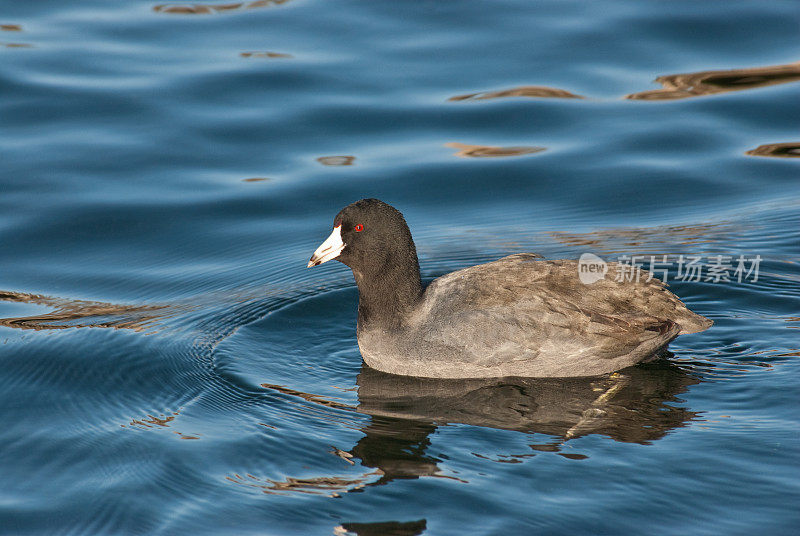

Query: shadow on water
[625,61,800,101]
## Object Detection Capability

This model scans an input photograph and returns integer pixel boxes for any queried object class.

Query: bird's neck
[353,256,423,331]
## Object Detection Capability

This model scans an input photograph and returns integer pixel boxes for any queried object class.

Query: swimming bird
[308,199,712,378]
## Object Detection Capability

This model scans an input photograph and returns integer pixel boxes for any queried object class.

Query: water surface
[1,1,799,534]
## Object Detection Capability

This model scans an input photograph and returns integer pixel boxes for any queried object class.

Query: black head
[308,199,418,274]
[309,199,424,327]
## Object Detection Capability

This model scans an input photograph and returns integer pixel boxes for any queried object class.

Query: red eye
[354,224,364,232]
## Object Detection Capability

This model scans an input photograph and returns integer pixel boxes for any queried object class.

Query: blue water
[2,1,799,534]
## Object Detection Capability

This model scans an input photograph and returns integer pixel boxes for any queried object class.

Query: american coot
[308,199,712,378]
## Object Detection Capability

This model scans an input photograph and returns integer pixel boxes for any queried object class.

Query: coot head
[307,199,418,275]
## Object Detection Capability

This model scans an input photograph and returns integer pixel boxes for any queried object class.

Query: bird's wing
[416,254,694,367]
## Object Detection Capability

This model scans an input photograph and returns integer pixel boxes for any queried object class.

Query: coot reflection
[350,360,699,484]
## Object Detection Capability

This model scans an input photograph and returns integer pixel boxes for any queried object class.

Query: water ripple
[2,0,799,533]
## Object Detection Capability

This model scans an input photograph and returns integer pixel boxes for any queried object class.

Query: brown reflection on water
[240,51,292,59]
[445,142,545,158]
[153,0,291,14]
[122,412,179,429]
[260,383,360,430]
[626,61,800,101]
[1,24,22,31]
[449,85,583,101]
[317,155,356,166]
[0,290,173,332]
[550,220,740,256]
[261,382,354,411]
[241,177,271,182]
[121,409,202,439]
[745,142,800,158]
[226,470,382,497]
[2,42,32,48]
[336,519,427,536]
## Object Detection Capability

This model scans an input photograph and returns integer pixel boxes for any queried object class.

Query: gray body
[357,254,711,378]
